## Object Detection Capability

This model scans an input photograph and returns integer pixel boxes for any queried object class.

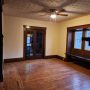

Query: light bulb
[26,25,30,28]
[50,14,56,19]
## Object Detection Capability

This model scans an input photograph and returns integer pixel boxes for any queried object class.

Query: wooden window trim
[66,24,90,59]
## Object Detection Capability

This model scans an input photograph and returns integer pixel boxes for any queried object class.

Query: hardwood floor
[0,59,90,90]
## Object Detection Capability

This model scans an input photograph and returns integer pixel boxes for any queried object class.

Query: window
[74,29,90,51]
[85,30,90,51]
[67,24,90,59]
[74,31,83,49]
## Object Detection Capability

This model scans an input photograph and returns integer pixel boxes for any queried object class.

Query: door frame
[23,25,46,60]
[0,0,3,82]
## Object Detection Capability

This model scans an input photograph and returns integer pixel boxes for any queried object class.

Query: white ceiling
[3,0,90,22]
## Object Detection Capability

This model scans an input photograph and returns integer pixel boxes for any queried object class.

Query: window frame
[66,24,90,58]
[73,29,90,51]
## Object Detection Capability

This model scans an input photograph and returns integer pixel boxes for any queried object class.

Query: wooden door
[24,26,46,59]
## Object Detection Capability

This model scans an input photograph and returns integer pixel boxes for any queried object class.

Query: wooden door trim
[0,0,3,82]
[23,25,46,60]
[66,24,90,61]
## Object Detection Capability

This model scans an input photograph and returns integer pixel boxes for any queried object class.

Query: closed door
[24,27,46,59]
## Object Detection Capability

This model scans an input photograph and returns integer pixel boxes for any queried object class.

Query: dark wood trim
[66,24,90,62]
[66,29,74,55]
[23,28,25,60]
[66,53,90,69]
[44,55,64,60]
[23,25,46,60]
[67,27,90,55]
[71,30,90,58]
[0,0,3,82]
[72,31,75,49]
[4,55,65,63]
[4,58,24,63]
[66,26,90,56]
[23,25,46,30]
[66,53,90,62]
[67,24,90,31]
[44,55,58,59]
[82,29,86,50]
[56,55,64,60]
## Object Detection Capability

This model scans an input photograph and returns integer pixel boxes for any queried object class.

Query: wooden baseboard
[56,55,64,60]
[4,55,65,63]
[44,55,64,60]
[44,55,58,59]
[4,58,24,63]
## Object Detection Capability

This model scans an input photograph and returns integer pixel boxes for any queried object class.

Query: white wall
[57,15,90,57]
[3,15,59,59]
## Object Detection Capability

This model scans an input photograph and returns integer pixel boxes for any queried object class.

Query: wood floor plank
[0,59,90,90]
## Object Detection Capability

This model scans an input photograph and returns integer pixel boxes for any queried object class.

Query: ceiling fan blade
[57,13,68,16]
[64,10,87,14]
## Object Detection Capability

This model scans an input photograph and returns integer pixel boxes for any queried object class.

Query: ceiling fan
[47,8,68,18]
[26,0,86,19]
[28,8,68,18]
[32,7,86,19]
[41,8,68,20]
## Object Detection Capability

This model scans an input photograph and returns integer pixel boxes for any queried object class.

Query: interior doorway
[23,26,46,60]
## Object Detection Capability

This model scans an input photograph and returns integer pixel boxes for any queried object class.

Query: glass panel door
[24,27,46,59]
[25,31,34,59]
[35,31,43,57]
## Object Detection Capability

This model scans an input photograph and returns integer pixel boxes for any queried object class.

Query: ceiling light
[26,25,30,28]
[50,14,56,19]
[55,10,58,13]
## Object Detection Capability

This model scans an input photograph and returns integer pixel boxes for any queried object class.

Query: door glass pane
[26,32,34,57]
[27,37,30,44]
[36,31,43,56]
[85,30,90,51]
[74,31,83,49]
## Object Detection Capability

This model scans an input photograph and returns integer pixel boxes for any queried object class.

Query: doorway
[23,26,46,60]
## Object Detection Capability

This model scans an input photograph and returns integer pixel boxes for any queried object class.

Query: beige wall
[3,14,90,59]
[57,15,90,57]
[3,15,59,59]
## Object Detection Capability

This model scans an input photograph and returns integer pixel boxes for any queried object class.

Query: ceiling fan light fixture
[26,25,30,28]
[55,10,59,13]
[50,14,56,19]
